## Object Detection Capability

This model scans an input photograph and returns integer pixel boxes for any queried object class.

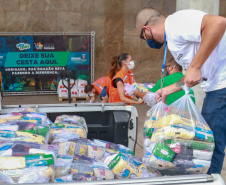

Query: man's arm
[185,15,226,87]
[155,77,185,103]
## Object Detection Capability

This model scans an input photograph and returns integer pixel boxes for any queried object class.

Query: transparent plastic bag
[143,101,168,160]
[0,121,50,144]
[22,113,49,126]
[18,166,54,183]
[143,92,157,107]
[143,85,214,174]
[55,155,73,178]
[124,83,156,107]
[50,123,87,143]
[0,141,59,162]
[10,108,37,114]
[0,114,23,123]
[73,154,114,181]
[54,115,87,131]
[0,131,46,144]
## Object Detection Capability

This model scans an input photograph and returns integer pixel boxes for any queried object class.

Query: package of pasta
[104,153,138,179]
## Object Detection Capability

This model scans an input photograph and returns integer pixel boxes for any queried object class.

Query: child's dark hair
[84,84,94,93]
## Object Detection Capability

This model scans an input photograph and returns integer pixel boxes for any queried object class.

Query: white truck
[0,103,224,185]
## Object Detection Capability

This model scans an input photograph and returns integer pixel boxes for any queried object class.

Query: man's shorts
[100,86,108,101]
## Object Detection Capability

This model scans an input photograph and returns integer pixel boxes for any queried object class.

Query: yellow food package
[133,83,148,92]
[68,142,87,156]
[16,131,45,144]
[106,153,138,179]
[0,116,22,123]
[58,142,71,155]
[144,120,156,129]
[46,167,55,182]
[157,114,211,131]
[143,154,175,170]
[151,126,195,142]
[0,157,26,170]
[65,127,86,138]
[93,167,114,180]
[87,145,105,160]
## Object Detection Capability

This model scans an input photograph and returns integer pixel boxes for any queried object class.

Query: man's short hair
[168,58,182,71]
[136,8,163,32]
[84,84,94,93]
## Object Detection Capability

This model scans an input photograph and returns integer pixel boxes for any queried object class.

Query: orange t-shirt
[109,68,134,103]
[92,76,111,95]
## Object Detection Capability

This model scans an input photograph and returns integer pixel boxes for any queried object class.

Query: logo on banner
[44,44,55,50]
[71,57,80,62]
[82,54,86,59]
[34,42,43,50]
[16,43,31,50]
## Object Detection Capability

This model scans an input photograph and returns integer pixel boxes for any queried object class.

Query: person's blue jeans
[201,87,226,174]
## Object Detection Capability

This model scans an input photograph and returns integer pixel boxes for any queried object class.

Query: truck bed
[0,103,224,185]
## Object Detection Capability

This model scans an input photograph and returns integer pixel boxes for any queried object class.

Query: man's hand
[155,80,184,104]
[184,66,202,87]
[155,88,169,104]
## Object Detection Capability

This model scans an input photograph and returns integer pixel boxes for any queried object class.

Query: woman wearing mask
[108,53,143,104]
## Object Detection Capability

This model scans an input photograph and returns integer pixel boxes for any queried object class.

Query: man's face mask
[147,38,164,49]
[140,23,164,49]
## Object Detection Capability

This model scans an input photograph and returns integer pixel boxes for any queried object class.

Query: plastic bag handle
[182,84,190,95]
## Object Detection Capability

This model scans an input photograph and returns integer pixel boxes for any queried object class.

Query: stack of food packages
[143,93,215,175]
[0,107,56,184]
[0,110,161,184]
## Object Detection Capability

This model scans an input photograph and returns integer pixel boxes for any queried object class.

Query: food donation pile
[0,107,161,184]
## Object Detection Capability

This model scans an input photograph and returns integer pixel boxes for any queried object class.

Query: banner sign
[0,35,92,93]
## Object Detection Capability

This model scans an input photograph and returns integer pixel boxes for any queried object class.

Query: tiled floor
[1,95,226,183]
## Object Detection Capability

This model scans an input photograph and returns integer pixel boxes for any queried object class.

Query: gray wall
[0,0,225,83]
